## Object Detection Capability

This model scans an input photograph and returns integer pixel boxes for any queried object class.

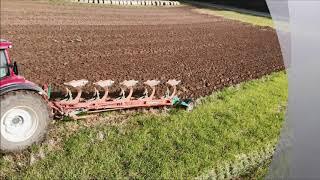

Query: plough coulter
[0,39,192,152]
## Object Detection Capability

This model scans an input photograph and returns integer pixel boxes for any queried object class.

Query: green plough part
[47,84,52,99]
[172,96,194,110]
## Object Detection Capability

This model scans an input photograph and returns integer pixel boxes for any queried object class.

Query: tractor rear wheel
[0,91,51,152]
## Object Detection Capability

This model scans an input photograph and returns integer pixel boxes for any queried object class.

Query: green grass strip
[194,8,274,28]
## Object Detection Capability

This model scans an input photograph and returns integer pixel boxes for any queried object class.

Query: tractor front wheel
[0,91,51,152]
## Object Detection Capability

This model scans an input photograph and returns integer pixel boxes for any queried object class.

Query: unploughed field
[1,0,283,99]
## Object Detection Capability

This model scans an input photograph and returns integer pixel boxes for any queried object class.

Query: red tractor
[0,39,192,152]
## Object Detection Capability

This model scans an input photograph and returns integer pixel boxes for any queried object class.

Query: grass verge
[193,8,274,28]
[1,71,287,178]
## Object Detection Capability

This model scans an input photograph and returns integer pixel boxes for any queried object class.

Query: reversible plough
[45,79,192,118]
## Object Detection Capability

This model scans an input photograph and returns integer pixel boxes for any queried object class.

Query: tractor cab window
[0,50,9,78]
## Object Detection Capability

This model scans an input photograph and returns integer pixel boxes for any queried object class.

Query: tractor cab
[0,39,43,96]
[0,39,18,80]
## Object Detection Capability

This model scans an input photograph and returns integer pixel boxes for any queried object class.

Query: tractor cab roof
[0,39,12,49]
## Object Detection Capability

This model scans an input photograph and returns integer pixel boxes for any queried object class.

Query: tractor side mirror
[13,61,18,75]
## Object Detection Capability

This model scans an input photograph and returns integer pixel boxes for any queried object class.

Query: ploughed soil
[0,0,284,99]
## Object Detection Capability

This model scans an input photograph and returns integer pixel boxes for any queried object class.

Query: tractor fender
[0,82,46,96]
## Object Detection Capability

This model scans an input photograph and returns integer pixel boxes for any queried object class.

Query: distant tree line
[196,0,269,12]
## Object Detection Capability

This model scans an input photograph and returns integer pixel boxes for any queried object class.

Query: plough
[45,78,192,118]
[0,39,192,151]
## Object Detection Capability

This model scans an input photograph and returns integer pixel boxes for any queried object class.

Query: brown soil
[0,0,284,99]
